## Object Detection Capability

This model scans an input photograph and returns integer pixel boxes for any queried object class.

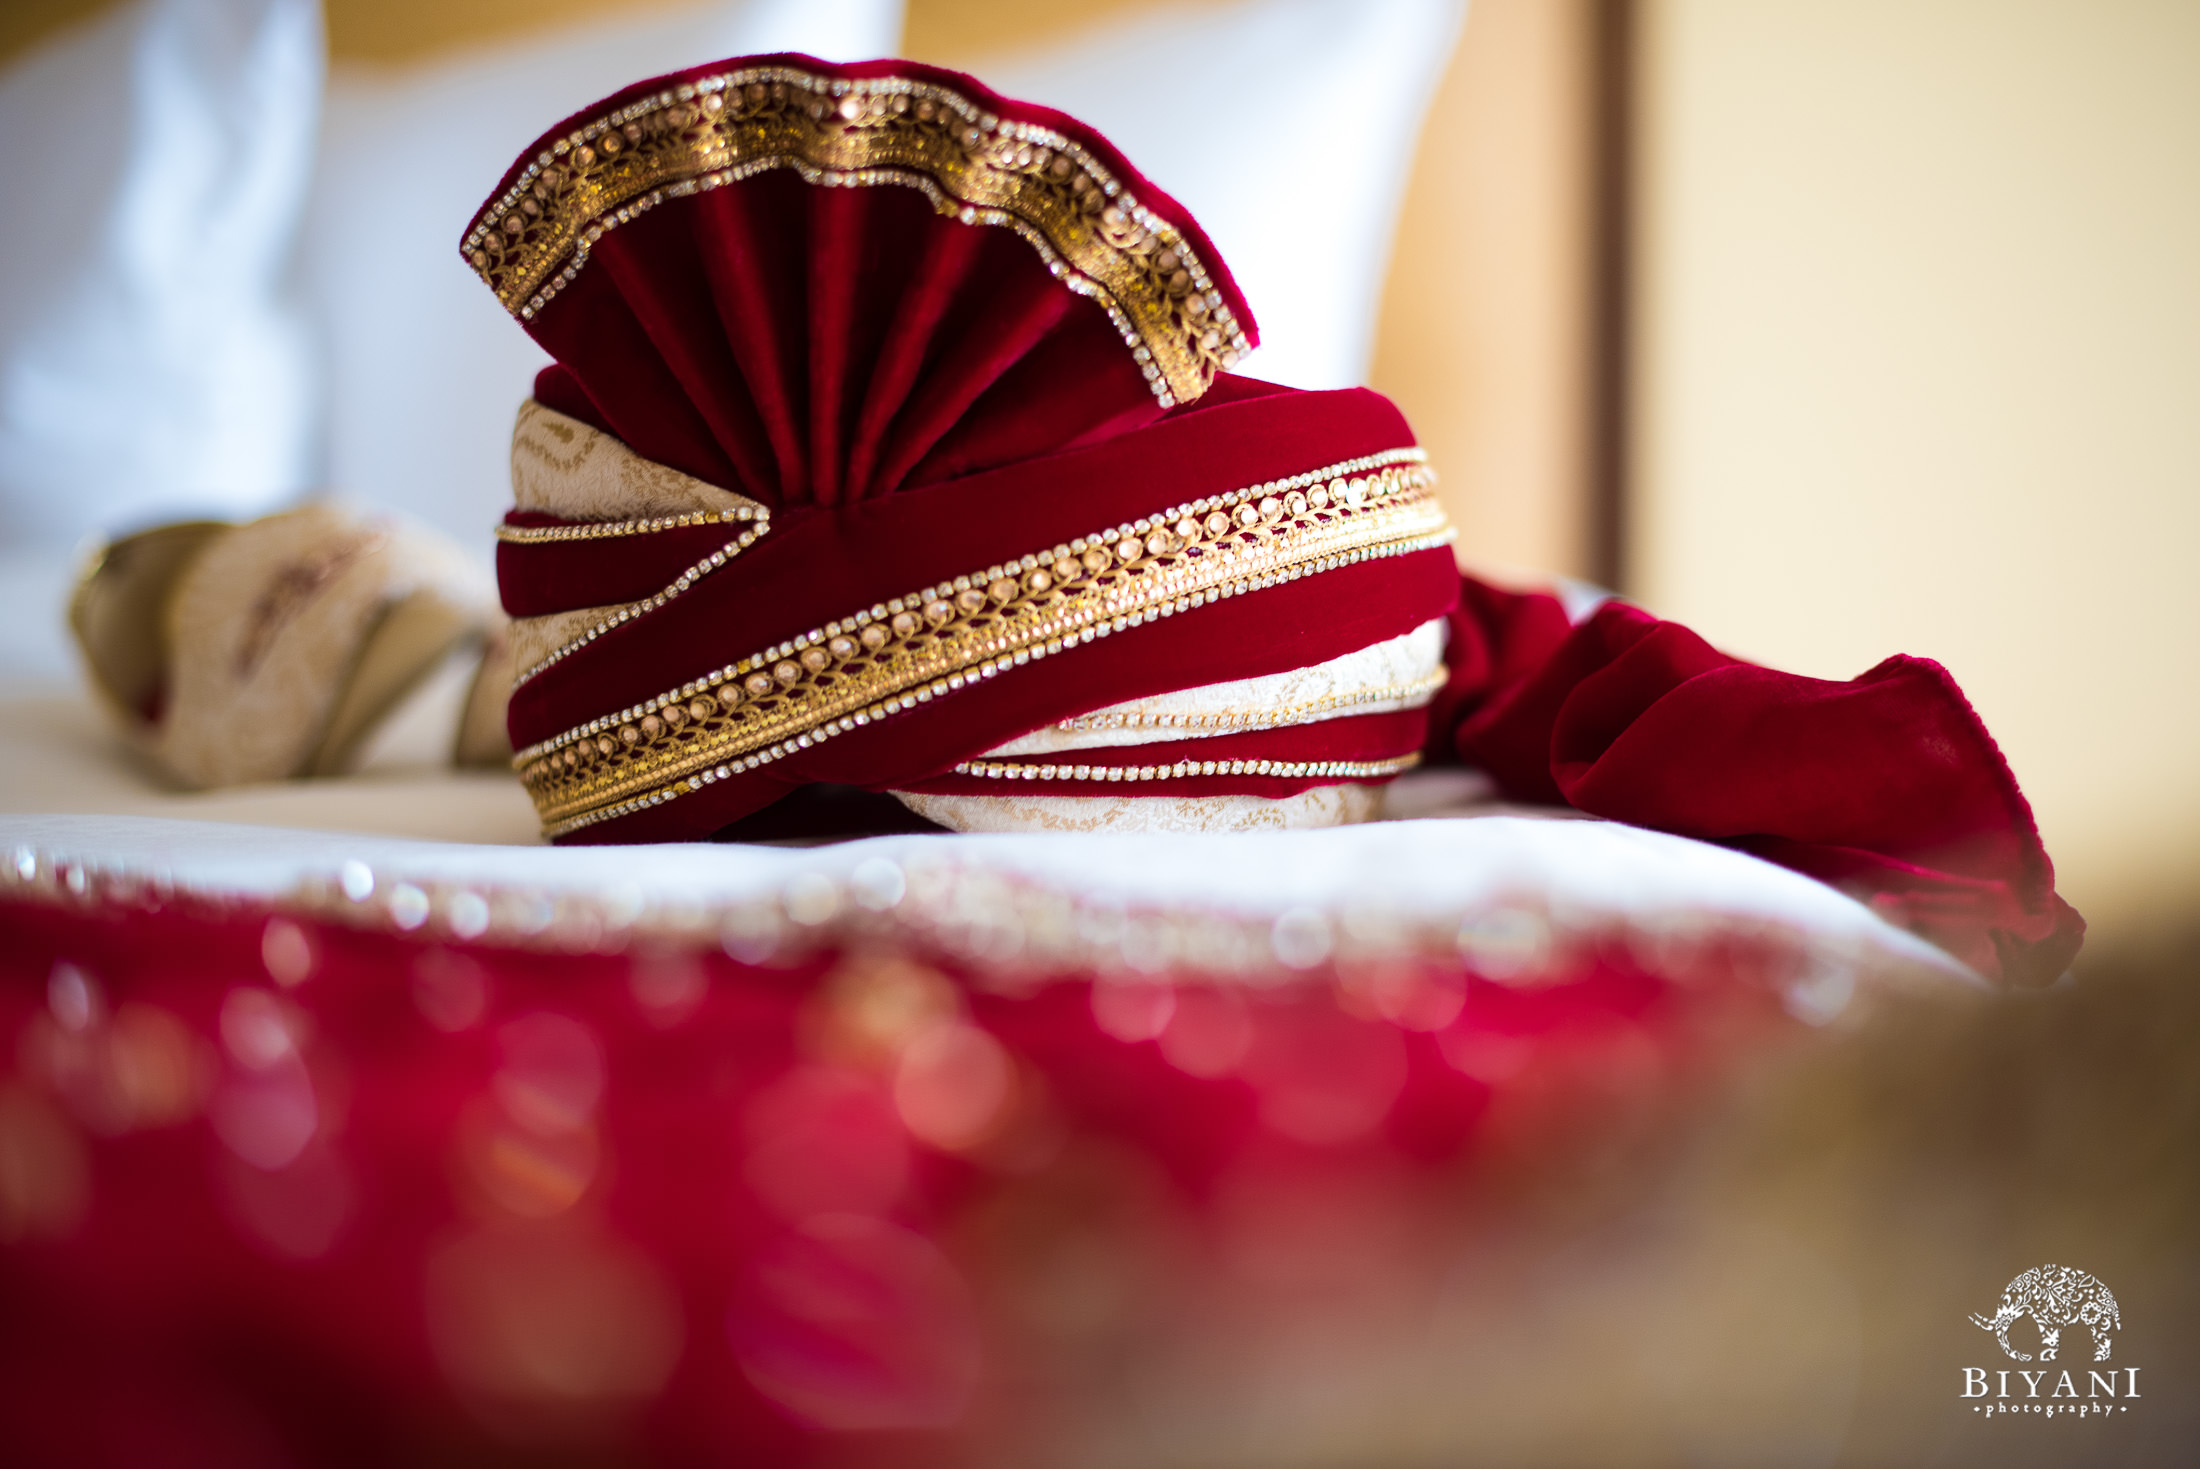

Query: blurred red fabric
[0,889,1790,1466]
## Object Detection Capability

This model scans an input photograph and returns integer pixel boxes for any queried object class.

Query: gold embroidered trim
[1051,669,1447,737]
[495,506,767,544]
[463,65,1250,408]
[514,450,1452,839]
[950,753,1422,783]
[0,838,1965,1003]
[512,516,773,686]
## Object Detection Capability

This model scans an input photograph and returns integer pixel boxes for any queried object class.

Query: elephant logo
[1970,1265,2121,1363]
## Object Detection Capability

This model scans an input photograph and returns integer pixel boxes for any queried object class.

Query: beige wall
[1373,0,1595,585]
[1634,0,2200,938]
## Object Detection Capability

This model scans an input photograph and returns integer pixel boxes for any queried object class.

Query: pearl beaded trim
[1051,669,1447,737]
[511,517,773,687]
[517,447,1426,762]
[494,505,766,544]
[948,753,1423,783]
[462,65,1249,410]
[515,448,1452,839]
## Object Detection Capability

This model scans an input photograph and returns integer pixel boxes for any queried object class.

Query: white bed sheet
[0,684,539,845]
[0,666,1974,1016]
[0,687,1974,1027]
[0,805,1953,973]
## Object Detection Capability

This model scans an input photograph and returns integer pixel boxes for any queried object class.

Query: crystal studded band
[494,506,767,543]
[1048,668,1446,738]
[947,753,1423,784]
[510,514,773,686]
[515,449,1454,838]
[463,64,1250,407]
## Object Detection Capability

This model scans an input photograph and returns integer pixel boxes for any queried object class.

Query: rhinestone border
[511,516,773,687]
[463,65,1250,408]
[516,451,1453,838]
[1048,668,1447,737]
[494,506,767,544]
[947,753,1423,784]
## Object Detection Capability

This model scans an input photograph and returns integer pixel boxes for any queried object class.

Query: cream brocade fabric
[510,398,760,521]
[503,401,1446,835]
[79,506,498,789]
[505,401,769,677]
[894,621,1444,833]
[981,619,1445,756]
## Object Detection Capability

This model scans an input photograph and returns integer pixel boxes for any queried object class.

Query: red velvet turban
[470,54,1458,844]
[467,53,2082,987]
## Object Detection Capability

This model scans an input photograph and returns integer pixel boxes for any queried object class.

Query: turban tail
[1428,579,2084,986]
[467,53,2078,984]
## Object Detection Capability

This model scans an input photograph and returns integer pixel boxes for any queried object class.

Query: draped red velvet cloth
[1427,578,2084,986]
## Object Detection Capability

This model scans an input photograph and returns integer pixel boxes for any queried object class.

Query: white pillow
[303,0,906,554]
[980,0,1465,393]
[0,0,323,553]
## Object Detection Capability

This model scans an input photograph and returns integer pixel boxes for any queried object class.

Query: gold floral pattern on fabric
[991,619,1448,755]
[502,401,777,682]
[462,65,1251,408]
[513,450,1453,839]
[511,400,766,522]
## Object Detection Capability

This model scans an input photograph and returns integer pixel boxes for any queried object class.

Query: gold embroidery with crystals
[494,506,767,544]
[510,514,774,686]
[515,451,1453,838]
[949,753,1423,783]
[462,65,1250,409]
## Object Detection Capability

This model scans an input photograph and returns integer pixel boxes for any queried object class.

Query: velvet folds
[1427,577,2084,987]
[474,54,1258,507]
[474,54,1432,846]
[525,179,1163,503]
[471,51,2080,986]
[542,553,1459,843]
[501,382,1458,839]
